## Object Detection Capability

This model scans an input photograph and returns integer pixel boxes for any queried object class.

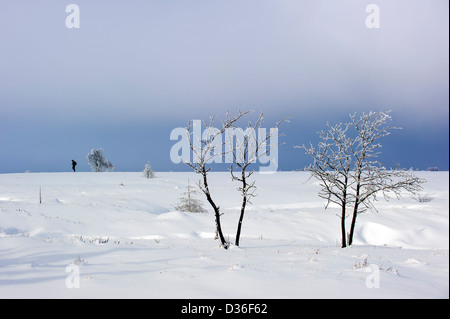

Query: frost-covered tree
[183,110,250,249]
[181,110,288,248]
[226,112,289,246]
[346,111,424,246]
[175,179,207,213]
[142,163,155,178]
[86,148,114,172]
[300,111,424,248]
[299,122,355,248]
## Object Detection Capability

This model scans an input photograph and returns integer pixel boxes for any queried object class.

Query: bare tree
[300,111,425,247]
[226,112,289,246]
[183,110,250,249]
[346,111,424,246]
[299,122,355,248]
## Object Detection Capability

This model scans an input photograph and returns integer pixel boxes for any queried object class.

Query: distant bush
[413,193,433,203]
[175,180,207,213]
[143,163,155,178]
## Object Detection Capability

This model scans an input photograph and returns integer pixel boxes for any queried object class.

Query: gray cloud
[1,1,447,122]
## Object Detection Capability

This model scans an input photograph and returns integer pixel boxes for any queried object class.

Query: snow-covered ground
[0,171,448,298]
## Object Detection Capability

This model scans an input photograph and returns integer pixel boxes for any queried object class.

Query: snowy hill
[0,171,448,298]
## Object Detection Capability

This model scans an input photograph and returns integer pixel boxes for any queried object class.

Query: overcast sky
[0,0,448,173]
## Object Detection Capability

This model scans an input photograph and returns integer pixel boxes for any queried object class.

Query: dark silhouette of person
[72,160,77,172]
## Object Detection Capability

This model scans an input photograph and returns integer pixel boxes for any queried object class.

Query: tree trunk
[235,165,249,247]
[348,172,362,247]
[235,197,246,246]
[340,202,347,248]
[235,174,247,246]
[348,202,359,246]
[202,168,229,249]
[340,176,349,248]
